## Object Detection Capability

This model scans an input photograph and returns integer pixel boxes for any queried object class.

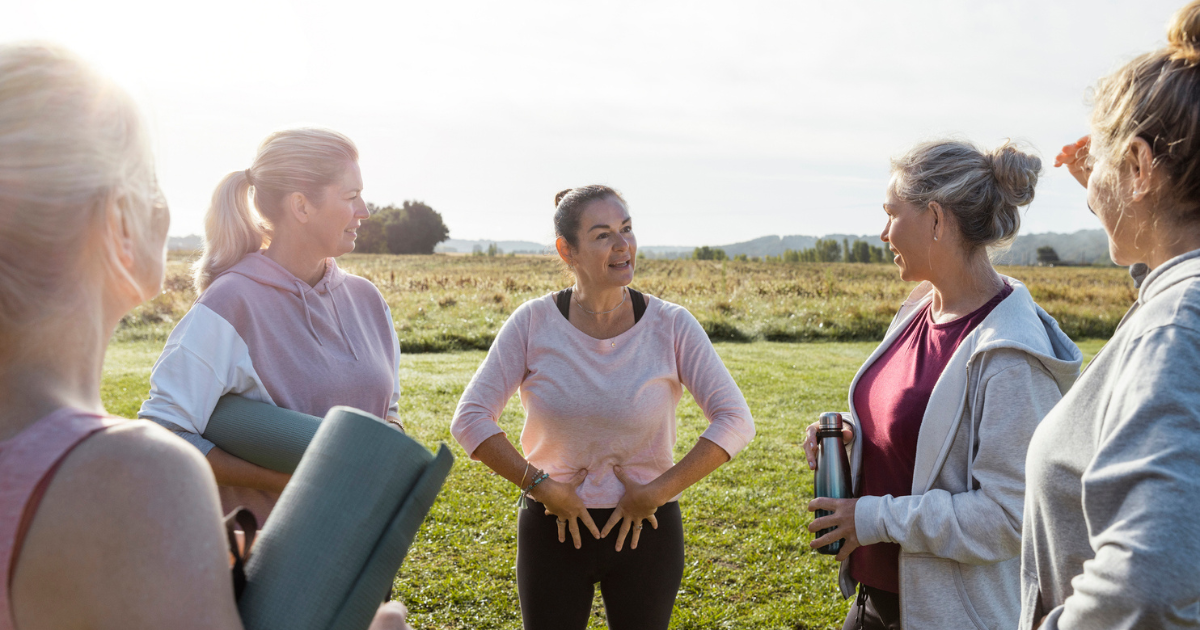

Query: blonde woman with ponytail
[138,129,404,527]
[0,44,411,630]
[1023,2,1200,628]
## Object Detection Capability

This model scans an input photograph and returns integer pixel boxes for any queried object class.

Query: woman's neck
[928,253,1004,323]
[264,235,327,287]
[0,312,109,441]
[572,283,627,322]
[1142,217,1200,270]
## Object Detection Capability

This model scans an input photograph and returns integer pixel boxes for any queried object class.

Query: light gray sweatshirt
[1020,249,1200,630]
[840,277,1081,629]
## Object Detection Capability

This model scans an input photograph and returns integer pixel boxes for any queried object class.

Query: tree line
[354,201,450,255]
[690,238,890,263]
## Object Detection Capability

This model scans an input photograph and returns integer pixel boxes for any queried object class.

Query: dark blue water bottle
[814,412,852,555]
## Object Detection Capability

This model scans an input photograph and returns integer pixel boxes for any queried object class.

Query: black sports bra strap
[556,287,646,323]
[629,289,646,323]
[556,288,573,320]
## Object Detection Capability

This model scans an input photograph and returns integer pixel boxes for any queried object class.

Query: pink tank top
[0,408,120,629]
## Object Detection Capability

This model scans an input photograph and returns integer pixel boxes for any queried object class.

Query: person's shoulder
[641,294,697,326]
[62,420,213,489]
[340,272,386,299]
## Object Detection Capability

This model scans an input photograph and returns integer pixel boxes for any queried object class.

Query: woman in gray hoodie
[1021,3,1200,628]
[804,140,1082,629]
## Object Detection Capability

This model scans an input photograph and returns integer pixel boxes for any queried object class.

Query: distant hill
[435,238,550,254]
[700,229,1113,265]
[177,228,1112,265]
[169,234,202,251]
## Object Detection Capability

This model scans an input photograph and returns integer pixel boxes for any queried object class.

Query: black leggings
[516,500,684,630]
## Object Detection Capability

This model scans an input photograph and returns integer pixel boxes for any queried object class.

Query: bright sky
[2,0,1187,246]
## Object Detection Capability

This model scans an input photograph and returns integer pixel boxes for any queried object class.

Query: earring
[933,236,938,241]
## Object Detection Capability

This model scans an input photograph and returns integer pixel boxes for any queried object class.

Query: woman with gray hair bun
[801,139,1082,629]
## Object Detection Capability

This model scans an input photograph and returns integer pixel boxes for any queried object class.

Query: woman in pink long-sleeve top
[451,185,755,630]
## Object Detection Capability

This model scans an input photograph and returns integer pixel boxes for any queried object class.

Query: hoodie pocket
[900,553,988,630]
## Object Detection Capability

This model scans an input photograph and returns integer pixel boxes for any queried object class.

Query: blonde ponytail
[192,128,358,293]
[193,170,269,292]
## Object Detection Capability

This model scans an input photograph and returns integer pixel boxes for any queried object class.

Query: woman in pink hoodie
[139,128,404,527]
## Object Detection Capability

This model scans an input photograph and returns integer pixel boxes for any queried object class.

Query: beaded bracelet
[517,471,549,508]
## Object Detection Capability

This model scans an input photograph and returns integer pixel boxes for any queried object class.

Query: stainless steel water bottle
[813,411,852,555]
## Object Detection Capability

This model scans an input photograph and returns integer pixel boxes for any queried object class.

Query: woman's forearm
[646,437,730,503]
[470,433,535,488]
[205,446,291,493]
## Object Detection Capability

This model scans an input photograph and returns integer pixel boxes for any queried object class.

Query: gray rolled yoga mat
[203,395,322,474]
[236,405,454,630]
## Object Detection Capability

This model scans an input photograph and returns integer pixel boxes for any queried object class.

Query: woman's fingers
[568,516,583,549]
[569,468,588,488]
[630,517,643,550]
[615,517,633,552]
[809,528,846,550]
[599,507,623,539]
[648,514,658,529]
[577,507,601,539]
[556,516,567,543]
[804,423,820,469]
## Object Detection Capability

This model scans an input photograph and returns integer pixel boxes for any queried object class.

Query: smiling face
[563,197,637,289]
[307,161,368,258]
[881,187,937,282]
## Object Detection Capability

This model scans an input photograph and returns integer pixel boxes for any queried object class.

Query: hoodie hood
[216,252,358,359]
[1137,248,1200,304]
[219,252,348,296]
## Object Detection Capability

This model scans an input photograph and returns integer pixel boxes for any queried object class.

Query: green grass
[101,337,1113,629]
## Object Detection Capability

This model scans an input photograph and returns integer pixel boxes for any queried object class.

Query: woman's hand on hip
[803,418,853,470]
[806,497,861,562]
[532,469,601,549]
[600,465,663,552]
[1054,135,1091,189]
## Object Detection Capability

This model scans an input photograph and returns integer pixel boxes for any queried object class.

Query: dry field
[122,253,1134,351]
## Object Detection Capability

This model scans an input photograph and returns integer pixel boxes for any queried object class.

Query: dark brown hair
[553,185,626,248]
[1091,0,1200,220]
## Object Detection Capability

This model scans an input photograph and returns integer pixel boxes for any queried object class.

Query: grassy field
[101,338,1107,630]
[120,253,1135,352]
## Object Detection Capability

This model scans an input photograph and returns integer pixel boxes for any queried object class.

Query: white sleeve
[385,304,402,421]
[137,304,273,438]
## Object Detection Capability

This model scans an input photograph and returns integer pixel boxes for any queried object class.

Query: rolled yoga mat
[203,395,322,474]
[236,405,454,630]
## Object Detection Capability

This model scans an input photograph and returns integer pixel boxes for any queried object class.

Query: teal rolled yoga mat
[203,395,321,474]
[236,406,453,630]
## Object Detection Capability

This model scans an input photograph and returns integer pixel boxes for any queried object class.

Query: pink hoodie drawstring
[295,280,323,346]
[327,280,360,361]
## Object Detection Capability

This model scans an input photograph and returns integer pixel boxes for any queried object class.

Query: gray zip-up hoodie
[1020,249,1200,630]
[839,277,1082,629]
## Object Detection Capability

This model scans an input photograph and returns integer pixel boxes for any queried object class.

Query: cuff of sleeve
[699,421,754,460]
[854,495,889,546]
[167,425,216,456]
[455,422,506,460]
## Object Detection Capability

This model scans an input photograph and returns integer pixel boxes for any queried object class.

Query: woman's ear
[555,236,574,268]
[928,201,944,242]
[102,190,137,270]
[287,191,312,224]
[1127,137,1156,202]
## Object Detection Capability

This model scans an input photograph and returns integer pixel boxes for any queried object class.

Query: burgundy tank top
[0,408,120,629]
